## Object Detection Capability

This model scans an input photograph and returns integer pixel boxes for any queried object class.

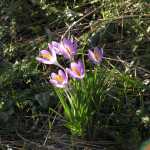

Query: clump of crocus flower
[36,38,103,88]
[36,37,104,136]
[88,47,103,64]
[50,70,68,88]
[36,44,57,65]
[66,60,85,79]
[59,38,77,59]
[51,41,62,55]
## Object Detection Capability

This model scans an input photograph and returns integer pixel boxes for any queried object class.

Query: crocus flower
[88,47,103,64]
[51,41,62,55]
[59,38,77,59]
[50,70,68,88]
[66,60,85,79]
[36,44,57,65]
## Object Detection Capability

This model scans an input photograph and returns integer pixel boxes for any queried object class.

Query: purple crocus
[50,70,68,88]
[51,41,62,55]
[36,44,57,65]
[88,47,103,64]
[66,60,85,79]
[59,38,77,59]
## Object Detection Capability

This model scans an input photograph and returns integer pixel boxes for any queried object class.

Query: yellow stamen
[72,67,81,76]
[40,53,52,60]
[66,47,71,55]
[54,75,64,83]
[94,49,100,61]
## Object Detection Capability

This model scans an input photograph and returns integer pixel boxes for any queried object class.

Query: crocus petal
[39,50,52,60]
[51,72,57,78]
[58,70,68,81]
[66,68,80,79]
[36,44,57,65]
[49,70,68,88]
[50,79,66,88]
[66,68,84,79]
[36,57,53,64]
[88,47,103,64]
[50,45,57,58]
[78,60,85,75]
[60,38,77,59]
[59,44,71,59]
[51,41,62,55]
[48,43,57,58]
[40,49,50,54]
[48,43,53,50]
[36,49,57,64]
[94,47,103,61]
[66,40,77,55]
[67,60,85,79]
[95,47,103,55]
[88,50,96,62]
[70,62,79,70]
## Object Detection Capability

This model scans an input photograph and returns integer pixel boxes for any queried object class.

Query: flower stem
[55,62,65,71]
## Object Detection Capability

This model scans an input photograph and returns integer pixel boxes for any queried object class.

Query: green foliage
[54,64,146,142]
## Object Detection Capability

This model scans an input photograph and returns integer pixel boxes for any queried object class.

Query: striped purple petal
[66,60,85,79]
[36,45,57,65]
[50,70,68,88]
[88,47,103,64]
[51,41,62,55]
[60,38,77,59]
